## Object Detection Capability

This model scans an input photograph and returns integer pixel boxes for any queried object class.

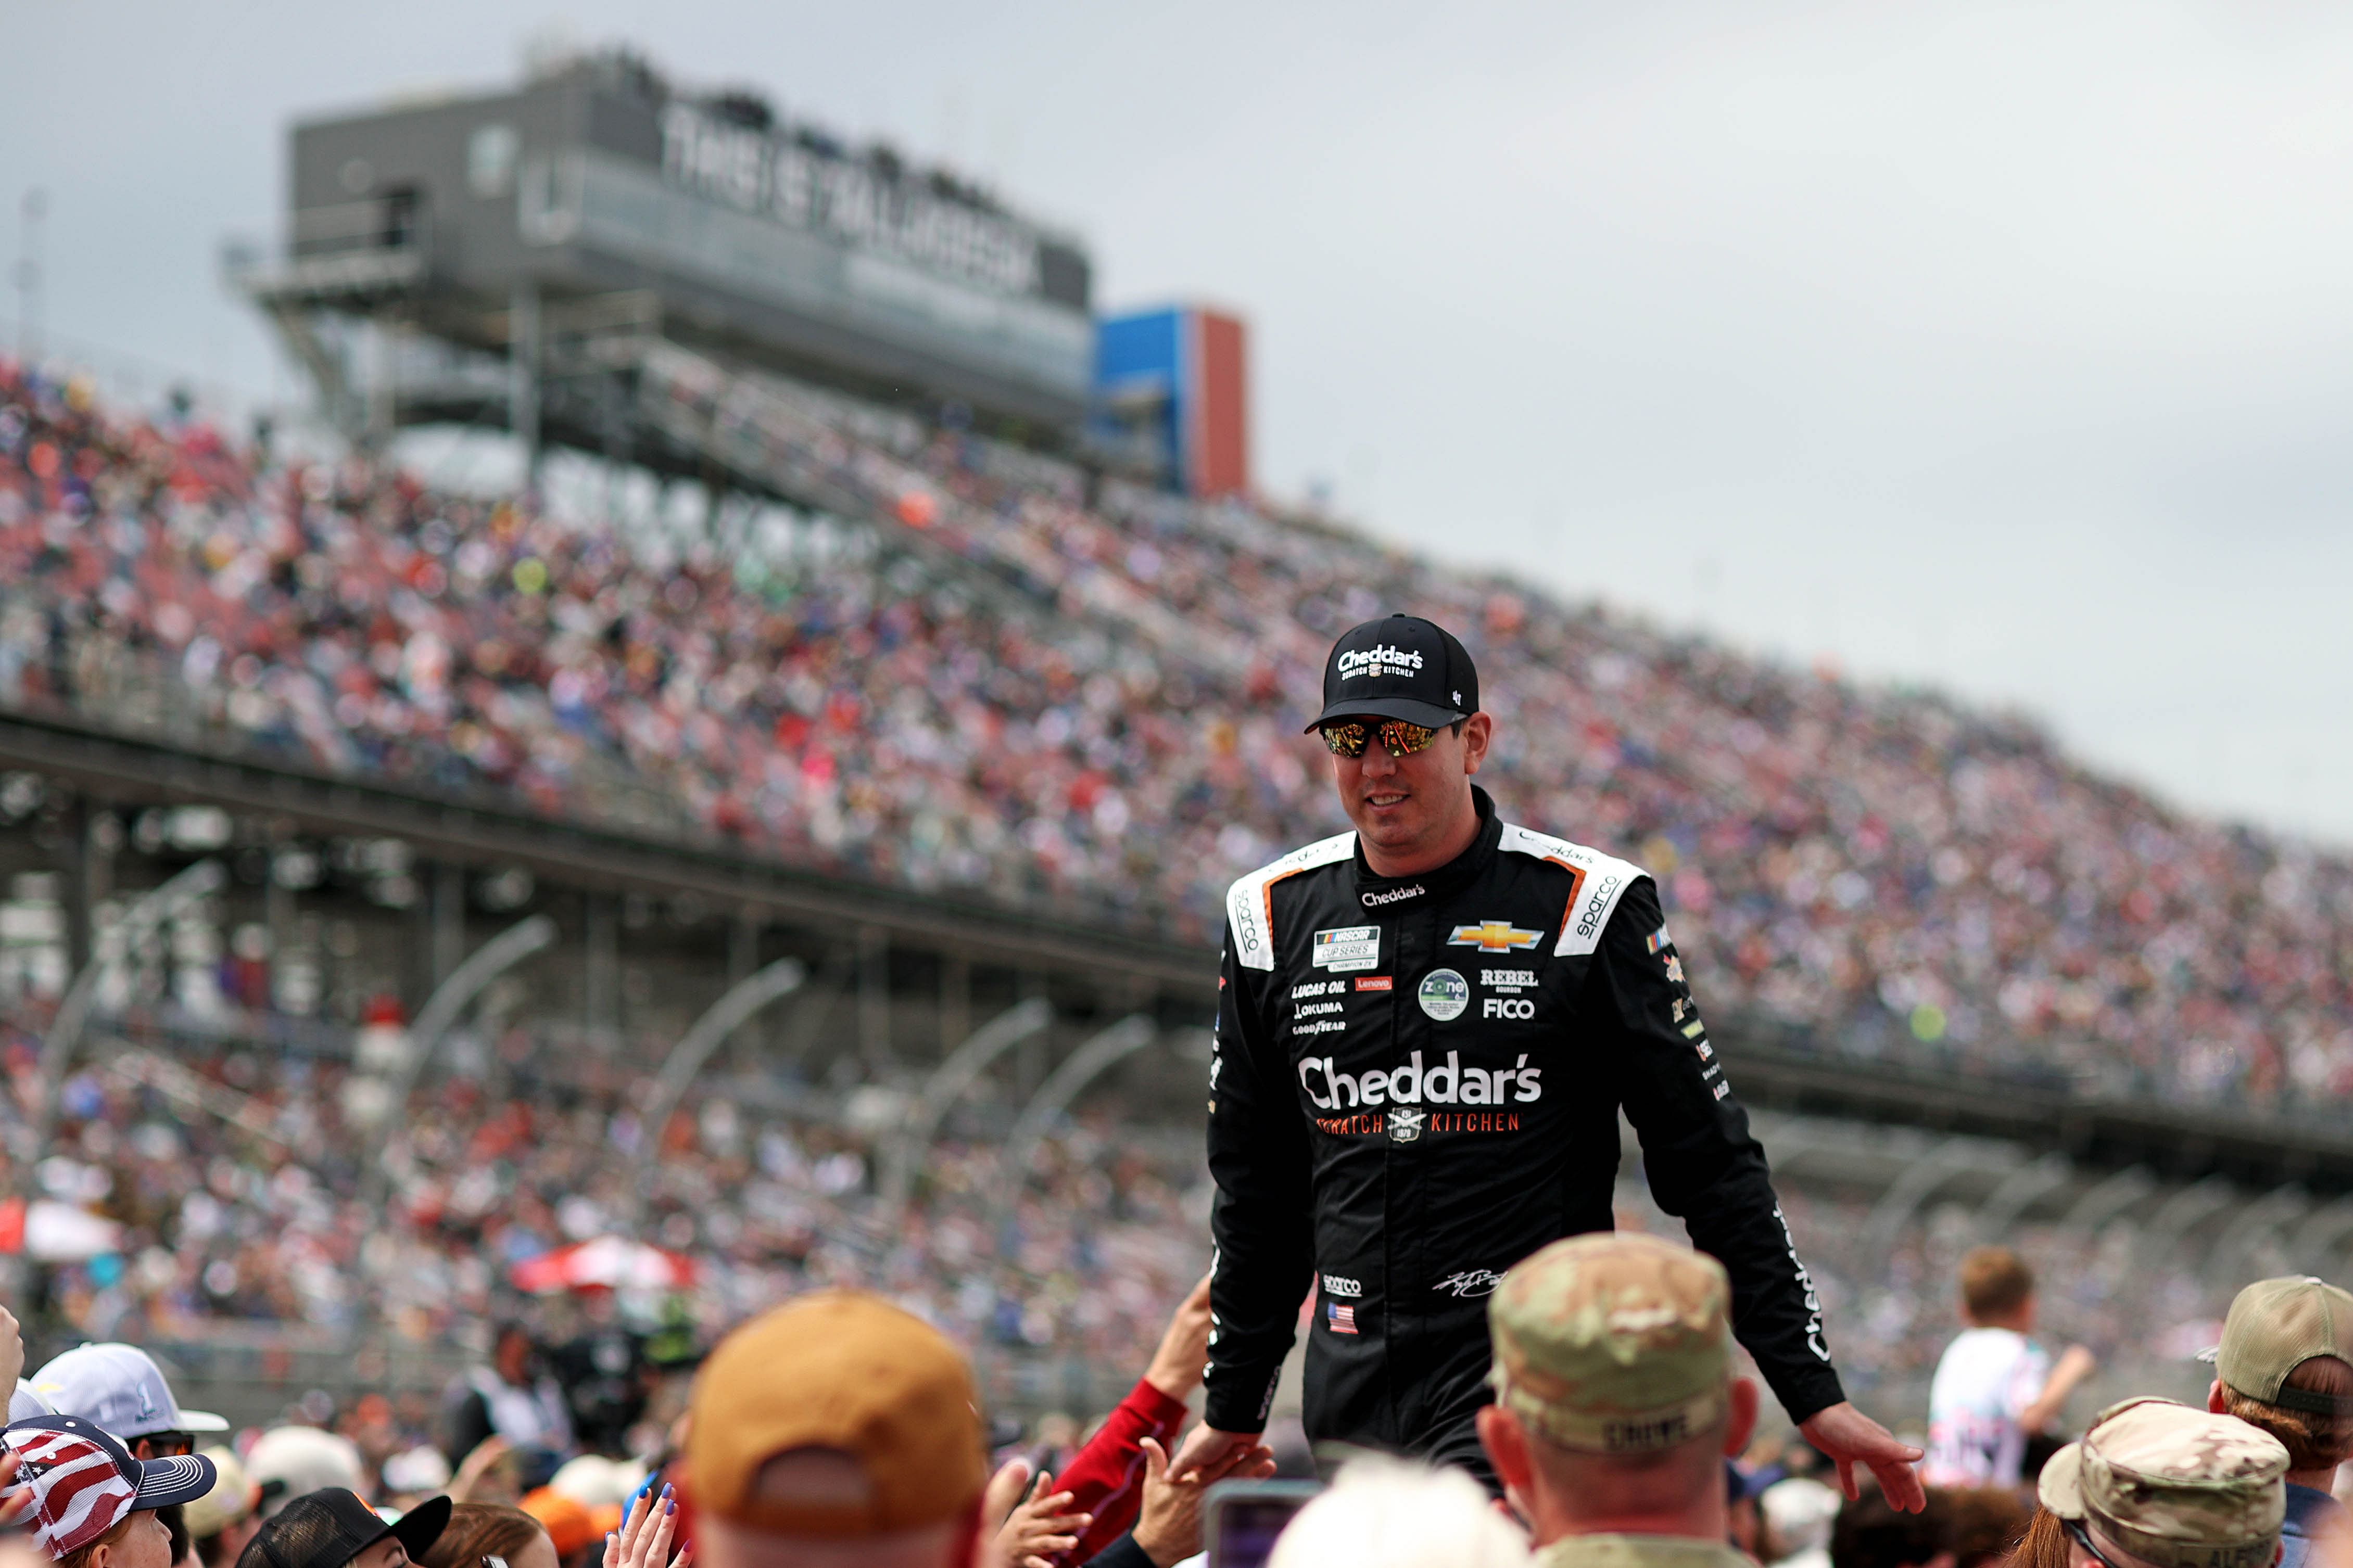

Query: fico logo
[1482,997,1534,1019]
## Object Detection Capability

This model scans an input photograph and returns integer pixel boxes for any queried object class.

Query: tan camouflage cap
[2038,1398,2287,1568]
[2210,1277,2353,1418]
[1487,1232,1731,1455]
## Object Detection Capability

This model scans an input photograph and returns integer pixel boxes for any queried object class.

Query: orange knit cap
[521,1488,601,1558]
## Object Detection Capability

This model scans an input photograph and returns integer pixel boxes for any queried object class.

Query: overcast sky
[8,1,2353,844]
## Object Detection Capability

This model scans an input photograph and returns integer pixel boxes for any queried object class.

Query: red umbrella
[509,1236,696,1294]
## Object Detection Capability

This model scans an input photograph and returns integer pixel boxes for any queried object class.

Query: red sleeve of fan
[1045,1377,1190,1568]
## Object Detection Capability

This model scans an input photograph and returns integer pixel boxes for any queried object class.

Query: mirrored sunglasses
[1319,719,1438,759]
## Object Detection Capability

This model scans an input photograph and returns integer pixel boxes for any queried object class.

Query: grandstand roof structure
[233,46,1097,465]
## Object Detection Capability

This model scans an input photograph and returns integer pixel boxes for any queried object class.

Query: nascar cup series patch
[1313,926,1381,972]
[1417,968,1470,1021]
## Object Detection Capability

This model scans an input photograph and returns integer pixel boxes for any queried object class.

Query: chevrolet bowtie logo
[1447,920,1542,952]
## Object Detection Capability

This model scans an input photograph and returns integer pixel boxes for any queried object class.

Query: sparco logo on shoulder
[1234,897,1263,954]
[1574,872,1624,939]
[1361,884,1425,908]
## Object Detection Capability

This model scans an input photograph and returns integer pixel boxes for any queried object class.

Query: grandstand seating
[4,1008,1200,1412]
[3,352,2346,1118]
[7,1004,2260,1427]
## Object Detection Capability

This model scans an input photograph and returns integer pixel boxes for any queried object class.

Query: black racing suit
[1204,787,1843,1476]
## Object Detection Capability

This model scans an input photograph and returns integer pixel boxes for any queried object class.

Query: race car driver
[1171,613,1925,1509]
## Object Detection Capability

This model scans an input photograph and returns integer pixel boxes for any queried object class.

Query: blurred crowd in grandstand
[4,1019,1204,1395]
[5,355,2350,1120]
[0,1022,2295,1568]
[0,1001,2243,1432]
[0,345,2336,1490]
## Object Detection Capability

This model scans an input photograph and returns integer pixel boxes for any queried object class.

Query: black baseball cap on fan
[1305,614,1481,733]
[238,1488,450,1568]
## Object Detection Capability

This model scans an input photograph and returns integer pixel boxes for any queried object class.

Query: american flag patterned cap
[3,1414,216,1559]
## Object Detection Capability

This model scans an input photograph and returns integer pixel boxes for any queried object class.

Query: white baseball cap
[29,1342,229,1439]
[379,1445,452,1496]
[245,1425,364,1518]
[9,1378,56,1422]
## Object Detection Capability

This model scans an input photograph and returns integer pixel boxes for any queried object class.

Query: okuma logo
[1418,968,1470,1022]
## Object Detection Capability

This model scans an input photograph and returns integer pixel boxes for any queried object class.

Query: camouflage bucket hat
[2038,1398,2288,1568]
[1487,1232,1731,1455]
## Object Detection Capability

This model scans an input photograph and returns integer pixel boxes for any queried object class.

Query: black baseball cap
[238,1488,450,1568]
[1305,614,1480,732]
